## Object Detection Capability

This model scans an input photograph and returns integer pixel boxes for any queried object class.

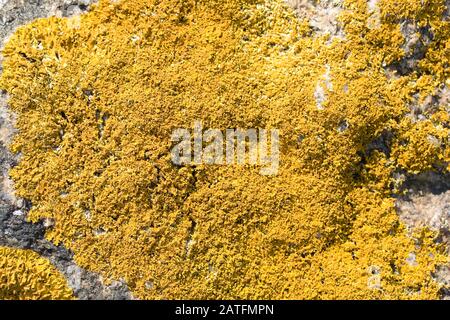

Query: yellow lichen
[0,247,73,300]
[0,0,448,299]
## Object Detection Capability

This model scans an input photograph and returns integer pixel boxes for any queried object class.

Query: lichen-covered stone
[0,0,448,299]
[0,0,134,300]
[0,246,73,299]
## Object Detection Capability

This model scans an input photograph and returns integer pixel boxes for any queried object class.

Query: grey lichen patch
[367,0,381,29]
[286,0,345,39]
[0,1,95,45]
[0,96,16,147]
[0,93,19,208]
[396,172,450,268]
[397,190,450,233]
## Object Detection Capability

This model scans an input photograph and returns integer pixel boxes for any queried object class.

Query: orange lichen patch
[0,0,448,299]
[0,246,73,300]
[392,114,449,173]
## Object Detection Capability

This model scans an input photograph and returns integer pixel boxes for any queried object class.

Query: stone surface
[396,172,450,248]
[286,0,345,38]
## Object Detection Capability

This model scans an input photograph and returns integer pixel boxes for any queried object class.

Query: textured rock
[286,0,345,38]
[396,172,450,247]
